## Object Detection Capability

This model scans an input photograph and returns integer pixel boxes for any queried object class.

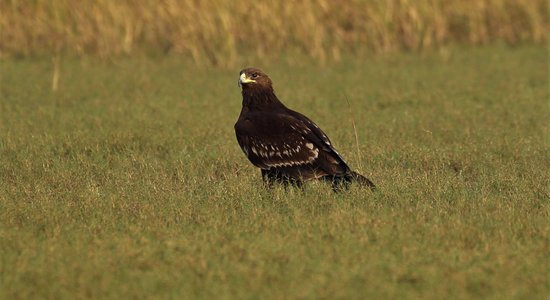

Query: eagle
[234,67,375,190]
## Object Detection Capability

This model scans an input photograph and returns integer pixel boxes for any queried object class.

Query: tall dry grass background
[1,0,547,65]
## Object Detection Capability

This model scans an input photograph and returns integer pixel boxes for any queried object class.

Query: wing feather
[235,110,349,174]
[236,117,319,169]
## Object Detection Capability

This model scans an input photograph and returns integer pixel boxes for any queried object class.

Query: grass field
[0,46,548,299]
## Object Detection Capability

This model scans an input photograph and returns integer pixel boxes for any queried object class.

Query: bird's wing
[235,112,323,169]
[235,111,349,174]
[285,109,351,169]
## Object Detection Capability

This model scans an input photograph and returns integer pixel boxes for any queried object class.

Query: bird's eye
[251,73,258,78]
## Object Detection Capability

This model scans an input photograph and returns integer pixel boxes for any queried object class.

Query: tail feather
[324,171,376,191]
[347,171,376,190]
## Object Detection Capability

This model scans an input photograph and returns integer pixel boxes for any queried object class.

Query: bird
[234,67,375,190]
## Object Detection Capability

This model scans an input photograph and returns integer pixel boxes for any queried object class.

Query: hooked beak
[238,73,256,88]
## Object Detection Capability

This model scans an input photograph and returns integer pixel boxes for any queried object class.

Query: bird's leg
[262,169,303,189]
[282,176,303,189]
[323,175,351,192]
[261,169,275,189]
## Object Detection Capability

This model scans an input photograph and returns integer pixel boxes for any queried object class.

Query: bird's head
[238,67,273,90]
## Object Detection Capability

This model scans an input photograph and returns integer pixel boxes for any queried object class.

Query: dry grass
[0,0,547,65]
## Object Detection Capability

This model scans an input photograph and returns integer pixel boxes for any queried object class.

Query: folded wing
[235,110,350,175]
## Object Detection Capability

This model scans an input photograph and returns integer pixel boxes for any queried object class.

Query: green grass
[0,46,548,299]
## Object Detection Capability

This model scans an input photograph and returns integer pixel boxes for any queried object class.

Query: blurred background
[1,0,547,66]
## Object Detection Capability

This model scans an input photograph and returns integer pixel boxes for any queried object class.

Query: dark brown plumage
[235,67,375,190]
